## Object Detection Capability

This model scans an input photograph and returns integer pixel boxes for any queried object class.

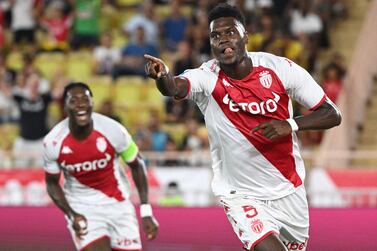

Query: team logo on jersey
[251,219,264,234]
[259,71,272,89]
[61,146,73,154]
[222,79,233,87]
[96,137,107,152]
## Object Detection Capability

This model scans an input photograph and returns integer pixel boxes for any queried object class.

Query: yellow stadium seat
[6,51,23,71]
[66,51,93,82]
[88,78,112,109]
[35,53,66,80]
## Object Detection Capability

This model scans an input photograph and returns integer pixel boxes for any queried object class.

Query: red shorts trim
[250,230,278,251]
[80,235,109,251]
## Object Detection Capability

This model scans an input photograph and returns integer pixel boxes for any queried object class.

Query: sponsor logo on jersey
[61,146,73,154]
[61,153,112,172]
[96,137,107,153]
[222,79,233,87]
[251,219,263,234]
[259,70,272,89]
[222,92,280,115]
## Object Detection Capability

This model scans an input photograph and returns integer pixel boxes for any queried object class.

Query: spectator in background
[123,1,159,48]
[148,111,170,152]
[187,6,211,62]
[98,99,121,123]
[290,0,323,38]
[327,51,347,78]
[5,73,57,167]
[181,118,204,152]
[92,32,121,75]
[70,0,100,50]
[161,0,189,52]
[0,51,17,123]
[39,1,72,52]
[112,26,158,80]
[0,2,9,49]
[247,14,280,53]
[9,0,42,49]
[322,64,343,103]
[158,181,185,207]
[164,40,197,123]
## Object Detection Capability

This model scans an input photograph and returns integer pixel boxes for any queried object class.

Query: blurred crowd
[0,0,349,169]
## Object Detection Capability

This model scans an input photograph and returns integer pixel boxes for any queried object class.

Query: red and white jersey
[180,52,326,199]
[43,113,135,205]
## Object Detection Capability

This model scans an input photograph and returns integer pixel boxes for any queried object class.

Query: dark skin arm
[252,99,342,140]
[45,172,88,238]
[144,54,188,98]
[144,54,342,140]
[127,154,159,240]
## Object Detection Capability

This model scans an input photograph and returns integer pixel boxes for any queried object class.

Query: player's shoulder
[44,118,69,144]
[43,118,69,154]
[199,58,221,74]
[249,51,292,71]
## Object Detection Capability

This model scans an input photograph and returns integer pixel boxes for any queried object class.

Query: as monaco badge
[259,71,272,89]
[251,219,264,234]
[96,137,107,152]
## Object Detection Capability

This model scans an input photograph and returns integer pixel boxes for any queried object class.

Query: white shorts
[220,185,309,251]
[66,200,141,251]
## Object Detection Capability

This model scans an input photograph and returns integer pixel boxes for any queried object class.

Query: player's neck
[220,55,253,80]
[69,121,93,141]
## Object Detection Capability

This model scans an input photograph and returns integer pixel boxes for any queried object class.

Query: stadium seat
[66,51,93,82]
[88,76,113,109]
[35,53,66,80]
[6,51,23,71]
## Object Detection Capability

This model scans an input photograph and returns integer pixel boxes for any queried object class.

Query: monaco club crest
[251,219,264,234]
[96,137,107,153]
[259,70,272,89]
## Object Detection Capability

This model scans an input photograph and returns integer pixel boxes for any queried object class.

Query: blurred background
[0,0,376,250]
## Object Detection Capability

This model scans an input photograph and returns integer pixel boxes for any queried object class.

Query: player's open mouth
[222,47,234,56]
[76,110,89,121]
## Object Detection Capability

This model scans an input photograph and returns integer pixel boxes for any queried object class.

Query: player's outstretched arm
[128,154,159,240]
[252,99,341,140]
[144,54,189,99]
[45,173,88,238]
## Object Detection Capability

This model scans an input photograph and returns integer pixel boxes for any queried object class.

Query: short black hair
[208,3,245,27]
[63,82,93,102]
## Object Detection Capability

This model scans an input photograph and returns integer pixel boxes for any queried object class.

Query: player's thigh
[254,234,287,251]
[220,196,280,251]
[275,187,309,250]
[82,236,111,251]
[67,204,110,251]
[106,201,142,250]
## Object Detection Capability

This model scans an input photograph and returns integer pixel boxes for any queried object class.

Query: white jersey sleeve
[276,57,326,110]
[42,120,69,174]
[43,141,61,174]
[179,60,219,113]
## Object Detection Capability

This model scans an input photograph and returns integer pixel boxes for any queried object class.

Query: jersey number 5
[242,205,258,218]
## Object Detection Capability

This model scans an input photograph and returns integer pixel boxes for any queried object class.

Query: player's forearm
[295,100,342,130]
[130,158,149,204]
[46,183,77,218]
[155,73,179,97]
